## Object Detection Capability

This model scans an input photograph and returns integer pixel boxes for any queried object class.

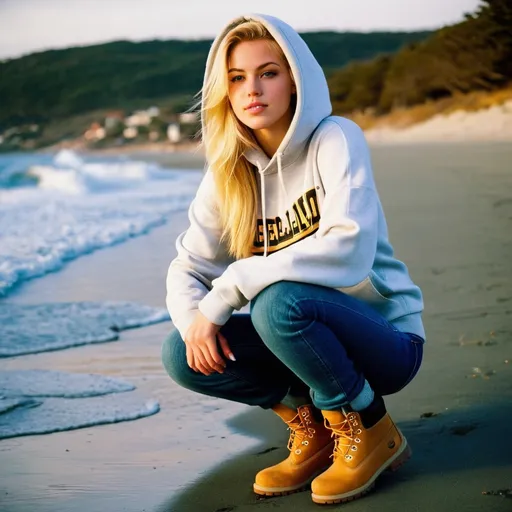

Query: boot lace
[327,413,363,461]
[286,409,316,455]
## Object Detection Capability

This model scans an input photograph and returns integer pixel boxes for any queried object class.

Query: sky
[0,0,482,60]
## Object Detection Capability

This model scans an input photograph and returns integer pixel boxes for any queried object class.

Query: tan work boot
[311,402,411,504]
[253,404,334,496]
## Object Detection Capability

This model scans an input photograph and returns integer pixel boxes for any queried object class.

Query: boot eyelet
[345,454,353,460]
[353,421,358,426]
[303,441,309,446]
[356,429,362,434]
[302,412,307,417]
[310,429,316,434]
[355,438,361,443]
[295,449,302,455]
[351,446,358,451]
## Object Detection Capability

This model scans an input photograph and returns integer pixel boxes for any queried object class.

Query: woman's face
[227,39,295,134]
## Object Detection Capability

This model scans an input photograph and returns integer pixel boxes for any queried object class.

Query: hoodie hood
[201,13,332,174]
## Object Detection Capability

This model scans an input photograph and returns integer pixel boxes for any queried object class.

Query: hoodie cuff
[198,288,235,327]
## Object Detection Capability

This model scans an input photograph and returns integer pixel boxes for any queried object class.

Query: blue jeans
[161,281,423,411]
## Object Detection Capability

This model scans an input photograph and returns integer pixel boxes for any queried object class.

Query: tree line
[0,31,430,130]
[1,0,509,129]
[328,0,512,114]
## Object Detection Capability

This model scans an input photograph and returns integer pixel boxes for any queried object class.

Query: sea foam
[0,150,202,296]
[0,301,170,357]
[0,369,159,439]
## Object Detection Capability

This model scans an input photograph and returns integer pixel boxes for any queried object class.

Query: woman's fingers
[203,339,226,373]
[217,332,236,362]
[193,349,212,375]
[184,311,228,374]
[186,344,196,371]
[186,342,210,375]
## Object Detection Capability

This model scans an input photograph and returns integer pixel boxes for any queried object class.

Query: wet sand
[1,142,512,511]
[86,145,207,171]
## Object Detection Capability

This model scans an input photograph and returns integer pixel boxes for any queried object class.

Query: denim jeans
[161,281,424,411]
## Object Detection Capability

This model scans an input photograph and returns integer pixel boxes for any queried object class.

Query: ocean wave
[0,301,170,357]
[0,150,202,296]
[0,369,159,439]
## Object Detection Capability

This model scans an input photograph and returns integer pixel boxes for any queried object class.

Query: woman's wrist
[198,288,235,327]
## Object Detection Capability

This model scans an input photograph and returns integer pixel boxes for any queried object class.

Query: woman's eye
[229,71,276,83]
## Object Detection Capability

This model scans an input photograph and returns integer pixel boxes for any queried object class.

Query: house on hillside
[84,122,106,141]
[123,126,138,139]
[179,112,199,124]
[125,107,161,128]
[167,123,181,143]
[104,111,125,131]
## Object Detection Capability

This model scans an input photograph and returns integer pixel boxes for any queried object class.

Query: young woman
[162,13,425,505]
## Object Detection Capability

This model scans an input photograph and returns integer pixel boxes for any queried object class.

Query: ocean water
[0,369,160,439]
[0,301,170,357]
[0,150,202,438]
[0,149,202,296]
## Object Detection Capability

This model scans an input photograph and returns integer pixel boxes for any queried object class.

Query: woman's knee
[161,328,195,389]
[251,281,305,336]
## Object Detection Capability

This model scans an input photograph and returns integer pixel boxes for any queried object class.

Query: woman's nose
[246,76,262,96]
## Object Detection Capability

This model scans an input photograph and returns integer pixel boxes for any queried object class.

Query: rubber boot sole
[254,464,331,497]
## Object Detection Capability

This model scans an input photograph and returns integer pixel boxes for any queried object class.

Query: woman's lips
[246,105,267,114]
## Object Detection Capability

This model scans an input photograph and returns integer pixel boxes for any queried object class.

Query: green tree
[329,55,391,113]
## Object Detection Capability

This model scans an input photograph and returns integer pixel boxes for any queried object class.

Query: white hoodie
[166,13,426,341]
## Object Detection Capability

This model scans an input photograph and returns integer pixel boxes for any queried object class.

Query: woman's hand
[184,311,235,375]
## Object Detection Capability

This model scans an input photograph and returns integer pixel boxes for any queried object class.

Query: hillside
[0,31,431,128]
[2,0,510,150]
[328,0,512,115]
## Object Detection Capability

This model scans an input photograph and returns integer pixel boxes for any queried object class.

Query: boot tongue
[272,403,300,423]
[322,409,346,427]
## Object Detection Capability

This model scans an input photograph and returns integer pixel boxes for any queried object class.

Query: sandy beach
[365,100,512,144]
[1,141,512,512]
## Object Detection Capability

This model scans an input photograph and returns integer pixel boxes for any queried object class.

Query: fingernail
[229,353,236,362]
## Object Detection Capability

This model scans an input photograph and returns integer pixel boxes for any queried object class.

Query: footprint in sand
[256,446,280,456]
[467,367,497,379]
[450,424,478,436]
[493,198,512,208]
[482,488,512,499]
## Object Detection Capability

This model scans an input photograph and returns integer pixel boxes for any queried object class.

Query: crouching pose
[162,13,425,505]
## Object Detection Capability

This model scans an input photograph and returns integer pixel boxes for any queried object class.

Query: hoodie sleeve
[197,121,379,326]
[165,169,234,340]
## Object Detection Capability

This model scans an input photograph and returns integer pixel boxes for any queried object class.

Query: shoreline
[38,99,512,156]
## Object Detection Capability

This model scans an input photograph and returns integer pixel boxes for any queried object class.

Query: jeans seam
[292,296,397,332]
[395,341,420,393]
[298,329,355,404]
[289,297,356,405]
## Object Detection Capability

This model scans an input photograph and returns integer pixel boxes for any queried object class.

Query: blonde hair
[199,20,293,259]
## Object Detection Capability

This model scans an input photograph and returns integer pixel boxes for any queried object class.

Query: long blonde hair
[199,21,292,259]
